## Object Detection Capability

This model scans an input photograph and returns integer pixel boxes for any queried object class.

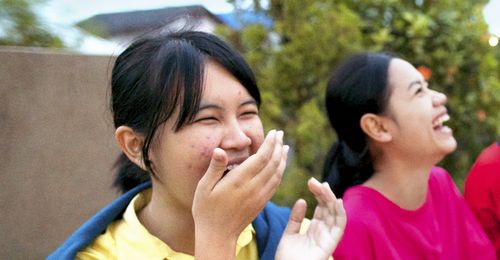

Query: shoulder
[333,205,375,258]
[342,186,381,216]
[429,166,454,187]
[48,183,151,260]
[257,201,290,224]
[428,166,462,198]
[76,225,118,259]
[474,142,500,166]
[341,186,383,233]
[263,201,291,215]
[466,143,500,180]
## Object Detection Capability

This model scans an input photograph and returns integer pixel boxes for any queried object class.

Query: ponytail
[113,153,150,193]
[322,141,373,198]
[323,52,395,198]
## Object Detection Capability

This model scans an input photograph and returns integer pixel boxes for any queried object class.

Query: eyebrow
[408,80,425,90]
[197,98,257,112]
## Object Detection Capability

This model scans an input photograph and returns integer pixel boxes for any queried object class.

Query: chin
[441,137,458,155]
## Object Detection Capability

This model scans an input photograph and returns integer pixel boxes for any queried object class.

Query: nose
[432,90,447,107]
[220,119,252,151]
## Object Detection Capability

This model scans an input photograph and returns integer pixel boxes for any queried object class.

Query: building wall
[0,47,121,258]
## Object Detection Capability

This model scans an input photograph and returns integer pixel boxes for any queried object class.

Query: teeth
[441,114,450,123]
[433,114,450,128]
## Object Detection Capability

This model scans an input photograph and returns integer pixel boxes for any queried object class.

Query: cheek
[196,135,220,161]
[247,121,265,154]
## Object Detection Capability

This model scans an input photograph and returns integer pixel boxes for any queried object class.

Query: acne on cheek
[198,136,218,159]
[200,148,213,159]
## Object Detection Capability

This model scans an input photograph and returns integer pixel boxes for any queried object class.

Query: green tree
[0,0,63,47]
[223,0,500,210]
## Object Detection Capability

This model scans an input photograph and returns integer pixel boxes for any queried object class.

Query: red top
[333,167,495,260]
[465,142,500,259]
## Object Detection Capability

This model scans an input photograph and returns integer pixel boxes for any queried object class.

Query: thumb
[198,148,228,191]
[283,199,307,235]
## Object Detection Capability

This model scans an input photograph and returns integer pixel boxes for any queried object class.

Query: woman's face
[149,61,264,211]
[383,58,457,160]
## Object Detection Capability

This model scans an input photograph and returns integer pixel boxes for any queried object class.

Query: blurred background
[1,0,499,258]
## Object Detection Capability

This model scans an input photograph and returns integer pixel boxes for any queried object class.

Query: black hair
[322,52,396,197]
[111,30,261,193]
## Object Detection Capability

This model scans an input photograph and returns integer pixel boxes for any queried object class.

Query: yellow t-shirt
[76,189,258,260]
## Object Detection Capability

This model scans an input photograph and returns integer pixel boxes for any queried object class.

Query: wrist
[195,226,238,260]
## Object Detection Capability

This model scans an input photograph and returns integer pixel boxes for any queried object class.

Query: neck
[364,151,434,210]
[138,187,195,255]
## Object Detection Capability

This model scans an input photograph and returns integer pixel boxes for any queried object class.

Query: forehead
[388,58,423,94]
[201,61,252,102]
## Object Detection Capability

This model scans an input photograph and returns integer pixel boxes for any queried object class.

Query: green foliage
[225,0,500,212]
[223,0,365,214]
[0,0,64,47]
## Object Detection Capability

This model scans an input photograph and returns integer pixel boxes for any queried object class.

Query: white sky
[41,0,235,25]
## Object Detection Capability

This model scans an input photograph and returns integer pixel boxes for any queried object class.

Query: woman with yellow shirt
[49,30,345,260]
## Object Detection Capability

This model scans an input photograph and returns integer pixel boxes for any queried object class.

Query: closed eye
[414,83,429,97]
[240,109,259,119]
[194,117,218,123]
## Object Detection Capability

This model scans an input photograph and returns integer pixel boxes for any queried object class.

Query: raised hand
[192,130,289,259]
[275,177,346,260]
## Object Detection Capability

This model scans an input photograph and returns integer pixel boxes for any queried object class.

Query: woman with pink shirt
[322,52,495,259]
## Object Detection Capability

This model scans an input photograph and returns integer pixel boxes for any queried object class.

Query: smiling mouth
[432,113,450,130]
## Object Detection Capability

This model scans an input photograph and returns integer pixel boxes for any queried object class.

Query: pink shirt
[333,167,495,260]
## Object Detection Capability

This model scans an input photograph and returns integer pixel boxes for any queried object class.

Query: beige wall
[0,47,120,258]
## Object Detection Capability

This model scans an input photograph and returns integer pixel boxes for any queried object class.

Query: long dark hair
[111,30,261,193]
[322,52,395,197]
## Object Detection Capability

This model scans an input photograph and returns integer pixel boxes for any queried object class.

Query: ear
[115,126,146,170]
[360,113,392,143]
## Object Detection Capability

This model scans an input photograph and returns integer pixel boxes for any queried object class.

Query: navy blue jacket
[48,182,290,260]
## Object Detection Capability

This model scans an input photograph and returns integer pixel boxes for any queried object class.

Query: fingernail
[276,130,284,141]
[267,129,276,139]
[309,177,319,183]
[283,145,290,154]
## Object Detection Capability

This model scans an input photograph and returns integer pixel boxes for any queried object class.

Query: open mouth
[432,113,452,133]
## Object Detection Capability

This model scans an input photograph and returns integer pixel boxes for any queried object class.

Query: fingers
[283,199,307,235]
[308,177,341,227]
[260,143,289,193]
[307,178,332,209]
[224,129,276,185]
[254,130,287,187]
[229,129,287,193]
[241,129,284,175]
[196,148,228,192]
[335,198,346,230]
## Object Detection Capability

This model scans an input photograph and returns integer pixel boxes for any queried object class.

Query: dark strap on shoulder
[253,202,291,260]
[47,182,151,260]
